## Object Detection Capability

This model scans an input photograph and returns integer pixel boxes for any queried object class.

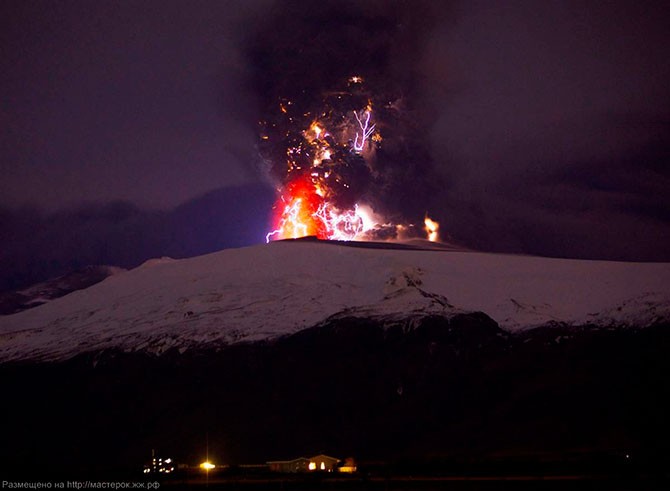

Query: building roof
[267,454,340,464]
[266,457,310,464]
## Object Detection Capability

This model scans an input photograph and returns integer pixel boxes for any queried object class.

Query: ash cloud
[419,0,670,260]
[246,0,454,223]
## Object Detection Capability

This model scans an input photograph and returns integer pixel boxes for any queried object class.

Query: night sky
[1,0,669,291]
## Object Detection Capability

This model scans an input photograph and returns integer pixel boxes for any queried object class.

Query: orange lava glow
[262,77,444,244]
[266,176,327,241]
[424,216,440,242]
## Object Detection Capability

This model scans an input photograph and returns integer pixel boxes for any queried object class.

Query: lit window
[308,462,316,471]
[320,462,325,470]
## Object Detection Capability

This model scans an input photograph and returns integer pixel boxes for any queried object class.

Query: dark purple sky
[1,0,669,290]
[1,0,271,209]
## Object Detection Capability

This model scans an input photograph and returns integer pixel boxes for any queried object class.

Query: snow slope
[0,241,668,362]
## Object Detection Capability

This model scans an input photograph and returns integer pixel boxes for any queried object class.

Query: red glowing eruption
[262,77,441,244]
[266,176,327,241]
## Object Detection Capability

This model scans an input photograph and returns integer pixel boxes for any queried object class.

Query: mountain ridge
[0,239,668,363]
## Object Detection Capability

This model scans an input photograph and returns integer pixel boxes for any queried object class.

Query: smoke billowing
[247,0,453,233]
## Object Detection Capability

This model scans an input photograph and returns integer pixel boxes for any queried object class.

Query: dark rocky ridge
[0,265,123,315]
[1,313,668,478]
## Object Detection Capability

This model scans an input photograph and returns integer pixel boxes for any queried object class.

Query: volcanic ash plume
[249,0,449,242]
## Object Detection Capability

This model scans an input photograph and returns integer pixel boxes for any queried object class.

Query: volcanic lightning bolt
[353,109,375,153]
[261,76,440,243]
[251,1,450,245]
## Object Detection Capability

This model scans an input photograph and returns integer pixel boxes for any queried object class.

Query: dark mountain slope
[1,315,668,479]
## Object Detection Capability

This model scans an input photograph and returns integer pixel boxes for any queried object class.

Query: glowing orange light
[266,176,381,242]
[266,175,327,242]
[263,79,447,244]
[424,216,440,242]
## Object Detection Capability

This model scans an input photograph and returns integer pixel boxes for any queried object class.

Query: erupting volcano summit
[261,76,439,243]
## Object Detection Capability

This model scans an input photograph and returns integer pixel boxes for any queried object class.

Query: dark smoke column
[247,0,448,240]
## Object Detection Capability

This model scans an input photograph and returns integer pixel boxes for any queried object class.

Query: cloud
[416,0,670,259]
[0,184,275,292]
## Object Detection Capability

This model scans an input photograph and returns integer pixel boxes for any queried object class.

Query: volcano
[1,240,669,478]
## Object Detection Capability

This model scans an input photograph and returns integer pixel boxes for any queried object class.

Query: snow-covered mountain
[0,240,668,362]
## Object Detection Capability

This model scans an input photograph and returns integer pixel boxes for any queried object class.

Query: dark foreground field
[1,314,669,482]
[157,475,666,491]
